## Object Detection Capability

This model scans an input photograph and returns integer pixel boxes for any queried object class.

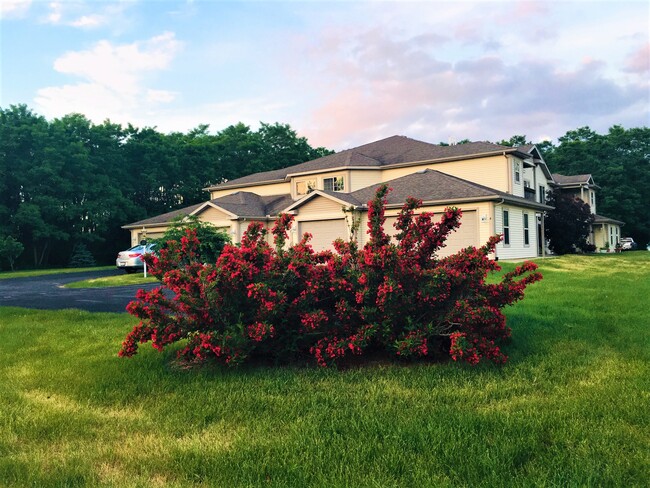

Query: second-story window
[503,209,510,245]
[539,185,546,204]
[296,179,316,196]
[590,191,595,208]
[323,176,345,192]
[514,162,521,184]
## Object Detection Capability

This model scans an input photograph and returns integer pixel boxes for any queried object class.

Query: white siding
[494,204,539,259]
[510,157,525,198]
[534,165,550,204]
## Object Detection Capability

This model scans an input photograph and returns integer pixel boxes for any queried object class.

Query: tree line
[0,104,647,270]
[0,105,332,268]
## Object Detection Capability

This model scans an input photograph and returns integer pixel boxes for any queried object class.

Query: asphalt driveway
[0,269,160,313]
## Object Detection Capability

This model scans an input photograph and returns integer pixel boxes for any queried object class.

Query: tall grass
[1,253,648,486]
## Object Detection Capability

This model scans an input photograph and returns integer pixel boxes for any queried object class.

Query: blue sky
[1,0,648,150]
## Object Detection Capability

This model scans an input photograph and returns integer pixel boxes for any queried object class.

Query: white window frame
[503,209,510,246]
[523,212,530,246]
[323,176,345,192]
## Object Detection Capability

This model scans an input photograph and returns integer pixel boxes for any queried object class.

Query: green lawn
[0,266,114,280]
[64,273,158,288]
[1,254,648,486]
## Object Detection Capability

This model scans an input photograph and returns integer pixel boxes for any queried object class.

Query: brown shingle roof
[593,214,625,226]
[552,173,593,185]
[207,136,523,190]
[123,193,294,228]
[349,169,551,210]
[123,203,205,228]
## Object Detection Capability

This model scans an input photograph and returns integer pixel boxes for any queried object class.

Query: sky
[1,0,648,151]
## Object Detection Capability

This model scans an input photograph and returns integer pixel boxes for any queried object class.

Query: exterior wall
[588,189,597,214]
[509,157,525,198]
[290,171,349,199]
[381,155,510,193]
[534,165,550,204]
[348,169,383,192]
[198,206,233,225]
[210,182,290,199]
[494,204,539,260]
[593,223,621,250]
[129,226,168,247]
[296,196,346,215]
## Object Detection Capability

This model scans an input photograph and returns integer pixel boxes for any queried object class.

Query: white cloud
[69,14,103,28]
[0,0,32,19]
[35,32,183,125]
[41,0,133,29]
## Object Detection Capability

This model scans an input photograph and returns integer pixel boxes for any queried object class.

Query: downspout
[541,213,546,257]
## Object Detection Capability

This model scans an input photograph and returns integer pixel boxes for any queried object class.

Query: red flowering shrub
[120,185,542,367]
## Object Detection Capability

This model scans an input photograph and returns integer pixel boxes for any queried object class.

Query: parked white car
[116,244,157,273]
[620,238,637,251]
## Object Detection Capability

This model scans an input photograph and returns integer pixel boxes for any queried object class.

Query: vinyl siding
[297,196,346,216]
[494,204,539,259]
[349,169,383,192]
[381,155,510,193]
[210,182,290,199]
[510,157,525,198]
[198,205,233,224]
[534,165,550,204]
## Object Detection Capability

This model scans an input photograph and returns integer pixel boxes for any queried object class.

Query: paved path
[0,269,160,313]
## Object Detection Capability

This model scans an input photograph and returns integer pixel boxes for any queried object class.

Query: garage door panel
[299,219,347,252]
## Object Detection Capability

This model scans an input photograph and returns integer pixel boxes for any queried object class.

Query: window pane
[503,210,509,226]
[324,177,344,192]
[504,228,510,245]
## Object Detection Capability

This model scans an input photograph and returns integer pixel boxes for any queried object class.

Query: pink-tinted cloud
[625,43,650,74]
[300,21,648,150]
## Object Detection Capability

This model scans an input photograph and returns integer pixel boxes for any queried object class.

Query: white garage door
[384,210,478,257]
[299,219,348,252]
